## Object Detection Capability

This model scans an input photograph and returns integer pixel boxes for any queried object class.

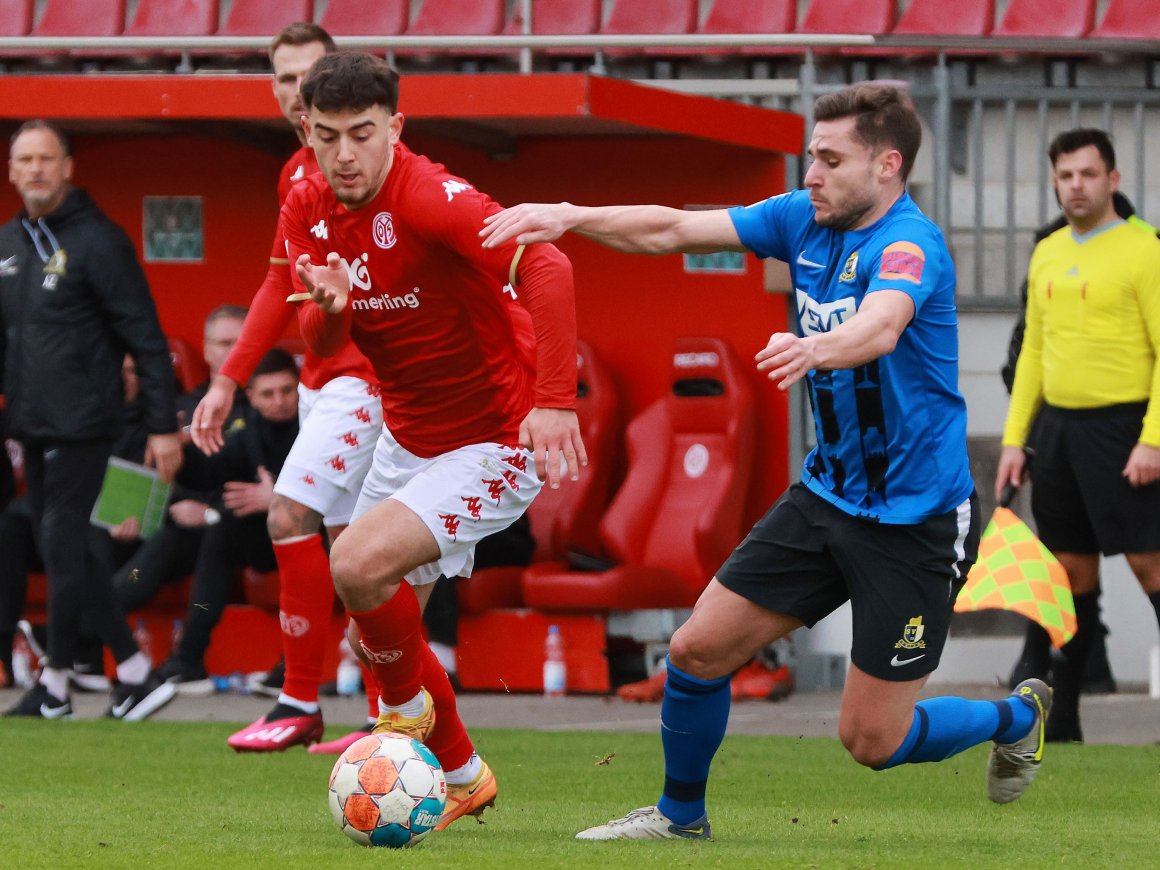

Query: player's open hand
[191,376,237,455]
[518,407,587,490]
[1123,442,1160,487]
[755,332,818,391]
[480,203,574,249]
[145,432,184,483]
[295,252,350,314]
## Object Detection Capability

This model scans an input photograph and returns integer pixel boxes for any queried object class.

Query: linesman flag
[954,485,1076,648]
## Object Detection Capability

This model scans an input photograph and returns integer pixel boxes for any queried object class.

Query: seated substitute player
[286,51,584,829]
[190,23,386,753]
[481,82,1052,841]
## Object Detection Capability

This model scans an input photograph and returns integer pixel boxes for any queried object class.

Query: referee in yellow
[996,128,1160,743]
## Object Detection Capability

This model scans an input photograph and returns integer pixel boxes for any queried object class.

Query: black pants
[23,440,137,669]
[112,522,204,614]
[174,511,275,668]
[0,499,38,676]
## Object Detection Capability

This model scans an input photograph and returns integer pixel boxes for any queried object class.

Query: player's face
[8,128,72,219]
[203,315,244,378]
[272,41,329,129]
[1052,145,1119,231]
[246,370,299,423]
[307,105,403,210]
[803,117,887,232]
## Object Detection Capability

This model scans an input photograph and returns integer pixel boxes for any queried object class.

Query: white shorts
[351,428,541,586]
[273,377,383,527]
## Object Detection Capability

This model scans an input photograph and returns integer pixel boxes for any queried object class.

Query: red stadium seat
[647,0,796,60]
[0,0,33,36]
[601,0,696,59]
[993,0,1095,38]
[458,339,620,613]
[893,0,994,37]
[168,336,209,393]
[1090,0,1160,40]
[124,0,218,37]
[502,0,601,62]
[521,337,756,612]
[799,0,893,36]
[218,0,312,37]
[395,0,505,64]
[319,0,407,38]
[32,0,123,36]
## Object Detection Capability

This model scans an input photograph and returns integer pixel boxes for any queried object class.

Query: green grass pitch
[0,720,1156,868]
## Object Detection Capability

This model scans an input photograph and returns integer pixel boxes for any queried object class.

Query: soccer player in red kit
[190,24,385,754]
[285,52,585,829]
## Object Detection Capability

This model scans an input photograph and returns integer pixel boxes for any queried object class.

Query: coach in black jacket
[0,120,181,721]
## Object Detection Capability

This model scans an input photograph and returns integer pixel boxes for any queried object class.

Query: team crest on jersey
[42,249,67,290]
[373,212,397,249]
[838,251,859,283]
[894,616,927,650]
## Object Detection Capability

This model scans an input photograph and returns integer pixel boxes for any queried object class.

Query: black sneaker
[157,657,214,697]
[106,670,176,722]
[3,682,73,719]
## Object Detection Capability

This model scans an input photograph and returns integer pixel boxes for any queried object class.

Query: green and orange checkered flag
[955,484,1076,648]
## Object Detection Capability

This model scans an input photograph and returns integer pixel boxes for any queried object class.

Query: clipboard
[90,457,172,539]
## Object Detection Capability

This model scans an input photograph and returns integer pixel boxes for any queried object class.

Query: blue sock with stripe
[876,695,1035,770]
[655,658,731,825]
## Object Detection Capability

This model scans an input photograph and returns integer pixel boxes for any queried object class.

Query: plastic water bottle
[543,624,566,698]
[11,634,34,688]
[336,640,362,696]
[133,618,153,665]
[171,618,184,652]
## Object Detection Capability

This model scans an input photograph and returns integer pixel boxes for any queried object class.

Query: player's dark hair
[814,83,921,183]
[204,304,247,329]
[269,22,336,62]
[1048,128,1116,172]
[10,119,70,157]
[252,347,299,381]
[301,52,400,116]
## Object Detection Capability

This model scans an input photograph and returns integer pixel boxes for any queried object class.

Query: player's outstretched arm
[481,203,744,255]
[519,407,588,490]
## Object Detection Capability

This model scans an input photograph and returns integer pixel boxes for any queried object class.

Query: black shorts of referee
[717,483,980,682]
[1031,401,1160,556]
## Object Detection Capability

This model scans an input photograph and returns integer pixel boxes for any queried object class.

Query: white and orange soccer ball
[328,733,447,848]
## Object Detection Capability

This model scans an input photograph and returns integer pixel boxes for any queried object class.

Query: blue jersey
[730,189,973,523]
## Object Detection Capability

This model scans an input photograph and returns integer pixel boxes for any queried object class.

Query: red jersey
[284,144,576,458]
[218,145,376,391]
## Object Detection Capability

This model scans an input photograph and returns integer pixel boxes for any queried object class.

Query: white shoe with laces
[576,806,711,840]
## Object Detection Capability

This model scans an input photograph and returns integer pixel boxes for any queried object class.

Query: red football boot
[227,703,324,752]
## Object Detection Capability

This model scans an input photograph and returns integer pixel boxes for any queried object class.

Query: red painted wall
[0,130,791,519]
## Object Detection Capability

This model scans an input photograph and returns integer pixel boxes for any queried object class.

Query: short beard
[815,195,876,232]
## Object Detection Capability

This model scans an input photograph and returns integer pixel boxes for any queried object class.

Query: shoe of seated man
[576,806,712,841]
[987,678,1052,804]
[435,759,497,831]
[3,682,73,719]
[246,659,285,698]
[371,688,436,743]
[228,703,325,752]
[157,656,215,697]
[107,670,177,722]
[307,722,374,755]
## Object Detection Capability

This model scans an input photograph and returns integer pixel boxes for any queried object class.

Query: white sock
[277,693,319,714]
[378,690,427,719]
[39,667,69,702]
[429,642,457,674]
[444,753,482,786]
[116,651,150,685]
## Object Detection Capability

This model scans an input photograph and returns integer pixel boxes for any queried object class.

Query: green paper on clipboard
[90,457,172,539]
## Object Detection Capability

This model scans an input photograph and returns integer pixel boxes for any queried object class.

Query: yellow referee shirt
[1003,218,1160,448]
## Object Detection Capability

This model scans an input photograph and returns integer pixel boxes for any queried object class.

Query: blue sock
[877,695,1036,770]
[655,658,730,825]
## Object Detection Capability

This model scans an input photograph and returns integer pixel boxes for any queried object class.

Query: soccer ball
[328,733,447,848]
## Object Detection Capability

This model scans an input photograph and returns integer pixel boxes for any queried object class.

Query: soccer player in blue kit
[481,83,1053,840]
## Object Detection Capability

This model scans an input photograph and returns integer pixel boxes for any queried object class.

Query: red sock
[350,582,424,705]
[274,534,336,703]
[420,641,474,770]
